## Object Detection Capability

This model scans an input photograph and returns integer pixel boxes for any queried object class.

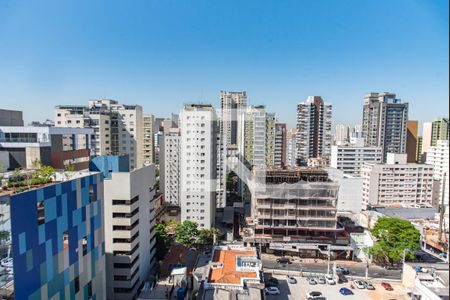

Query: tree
[175,220,199,248]
[370,217,420,265]
[198,228,221,245]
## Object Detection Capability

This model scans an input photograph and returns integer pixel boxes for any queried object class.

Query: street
[264,273,409,300]
[262,254,403,280]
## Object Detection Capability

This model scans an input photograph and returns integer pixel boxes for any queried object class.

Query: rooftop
[205,245,261,287]
[159,244,199,277]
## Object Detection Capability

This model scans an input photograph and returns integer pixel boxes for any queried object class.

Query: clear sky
[0,0,448,129]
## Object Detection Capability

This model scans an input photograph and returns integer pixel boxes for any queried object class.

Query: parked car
[364,281,375,290]
[276,257,292,264]
[0,258,13,268]
[307,277,318,285]
[325,274,336,285]
[306,291,324,300]
[317,275,326,284]
[265,277,279,288]
[337,273,348,283]
[336,265,350,274]
[339,287,354,295]
[264,287,280,295]
[353,280,365,289]
[287,275,297,284]
[381,282,394,291]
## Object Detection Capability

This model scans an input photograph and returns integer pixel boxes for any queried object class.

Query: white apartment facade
[103,165,157,300]
[180,104,217,229]
[296,96,332,163]
[426,140,449,209]
[330,145,383,176]
[334,124,350,145]
[286,128,298,166]
[220,91,247,147]
[160,128,181,206]
[55,99,144,169]
[361,153,434,209]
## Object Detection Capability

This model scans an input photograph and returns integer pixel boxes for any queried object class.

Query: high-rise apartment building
[361,153,434,209]
[55,99,144,169]
[406,120,419,163]
[330,144,383,176]
[220,91,247,147]
[265,113,276,165]
[362,92,408,161]
[274,123,286,166]
[180,104,217,229]
[160,128,181,206]
[296,96,332,165]
[240,105,278,166]
[240,105,266,166]
[103,164,157,300]
[334,124,350,145]
[143,114,154,165]
[0,172,106,299]
[286,128,298,167]
[421,122,433,159]
[426,140,449,209]
[431,118,449,146]
[351,124,363,139]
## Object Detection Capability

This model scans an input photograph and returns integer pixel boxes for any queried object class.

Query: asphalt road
[262,257,402,280]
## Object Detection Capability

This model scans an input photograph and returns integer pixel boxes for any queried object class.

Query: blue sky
[0,0,448,129]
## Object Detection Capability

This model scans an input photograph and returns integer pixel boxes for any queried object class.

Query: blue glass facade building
[0,172,106,299]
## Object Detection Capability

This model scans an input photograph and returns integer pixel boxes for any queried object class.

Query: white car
[306,291,324,299]
[1,258,13,268]
[353,280,366,289]
[326,274,336,285]
[264,287,280,295]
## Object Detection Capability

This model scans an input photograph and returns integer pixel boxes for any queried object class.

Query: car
[0,258,13,268]
[276,257,291,264]
[307,277,318,285]
[353,280,365,289]
[287,275,297,284]
[306,291,324,299]
[317,275,326,284]
[325,274,336,285]
[339,287,354,295]
[264,287,280,295]
[381,282,394,291]
[364,281,375,290]
[336,265,350,275]
[337,273,348,283]
[265,277,279,287]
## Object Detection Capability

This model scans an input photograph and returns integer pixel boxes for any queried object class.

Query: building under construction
[244,166,351,258]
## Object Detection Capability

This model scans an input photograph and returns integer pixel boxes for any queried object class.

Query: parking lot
[264,273,409,300]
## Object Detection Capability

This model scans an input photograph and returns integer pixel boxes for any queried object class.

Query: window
[37,201,45,225]
[74,276,80,294]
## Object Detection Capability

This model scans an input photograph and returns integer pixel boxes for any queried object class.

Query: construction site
[244,166,351,258]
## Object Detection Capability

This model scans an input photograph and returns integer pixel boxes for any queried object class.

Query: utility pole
[438,173,446,242]
[327,245,331,275]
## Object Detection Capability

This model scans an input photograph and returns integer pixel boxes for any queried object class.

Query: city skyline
[0,1,448,128]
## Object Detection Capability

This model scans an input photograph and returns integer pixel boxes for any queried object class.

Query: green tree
[198,228,221,245]
[175,220,199,248]
[370,217,420,265]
